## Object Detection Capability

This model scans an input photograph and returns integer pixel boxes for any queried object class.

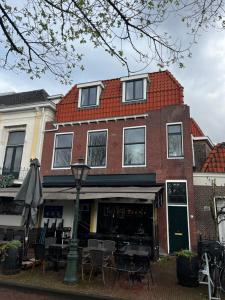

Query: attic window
[121,74,149,103]
[77,81,104,108]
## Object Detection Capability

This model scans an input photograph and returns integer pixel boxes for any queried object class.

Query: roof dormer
[77,81,104,108]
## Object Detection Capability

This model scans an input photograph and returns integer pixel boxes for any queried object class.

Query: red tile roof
[202,143,225,173]
[190,118,205,137]
[56,70,184,123]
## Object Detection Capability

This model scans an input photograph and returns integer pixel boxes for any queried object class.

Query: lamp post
[64,158,90,283]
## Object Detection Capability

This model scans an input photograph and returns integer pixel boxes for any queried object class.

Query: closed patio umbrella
[14,158,43,245]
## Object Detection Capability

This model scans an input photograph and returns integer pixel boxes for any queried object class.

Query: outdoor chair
[112,253,141,287]
[79,247,91,280]
[45,236,56,248]
[133,254,154,289]
[103,240,116,262]
[47,245,67,271]
[89,249,108,284]
[88,239,99,248]
[32,243,46,273]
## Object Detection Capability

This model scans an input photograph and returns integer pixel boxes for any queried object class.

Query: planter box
[176,256,199,287]
[2,247,22,275]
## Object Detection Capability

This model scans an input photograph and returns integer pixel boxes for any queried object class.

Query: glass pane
[13,146,23,172]
[87,146,106,167]
[3,147,14,173]
[56,134,72,148]
[134,80,143,99]
[81,88,89,106]
[53,148,71,168]
[124,144,145,165]
[89,87,97,105]
[168,134,182,157]
[125,128,145,144]
[125,81,134,101]
[168,124,181,134]
[167,182,187,204]
[8,131,25,146]
[89,131,107,146]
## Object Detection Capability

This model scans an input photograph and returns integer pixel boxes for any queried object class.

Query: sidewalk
[0,256,222,300]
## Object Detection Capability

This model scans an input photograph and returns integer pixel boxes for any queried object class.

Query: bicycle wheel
[220,266,225,293]
[211,265,220,297]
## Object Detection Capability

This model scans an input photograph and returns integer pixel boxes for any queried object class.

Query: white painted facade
[193,172,225,186]
[0,99,58,226]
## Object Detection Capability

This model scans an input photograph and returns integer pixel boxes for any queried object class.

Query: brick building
[194,142,225,242]
[40,71,203,254]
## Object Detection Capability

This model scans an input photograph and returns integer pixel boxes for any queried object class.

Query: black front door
[168,206,189,253]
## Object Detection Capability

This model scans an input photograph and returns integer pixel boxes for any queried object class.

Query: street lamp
[64,158,91,283]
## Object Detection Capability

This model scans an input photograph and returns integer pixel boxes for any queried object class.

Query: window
[123,127,145,166]
[53,133,73,168]
[121,74,148,103]
[167,182,187,204]
[77,81,104,108]
[87,130,107,167]
[125,80,144,101]
[81,86,97,107]
[3,131,25,179]
[167,123,183,158]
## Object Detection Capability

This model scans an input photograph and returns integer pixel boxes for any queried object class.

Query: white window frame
[166,122,184,159]
[51,132,74,170]
[77,81,104,108]
[122,125,146,168]
[166,179,191,253]
[121,74,149,103]
[85,129,108,169]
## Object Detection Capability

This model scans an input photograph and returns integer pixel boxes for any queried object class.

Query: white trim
[122,125,146,168]
[77,81,104,89]
[122,78,148,103]
[120,73,149,82]
[166,122,184,159]
[166,180,191,253]
[194,172,225,178]
[51,132,74,170]
[54,114,148,128]
[85,129,108,168]
[191,134,195,167]
[0,101,56,112]
[193,136,214,147]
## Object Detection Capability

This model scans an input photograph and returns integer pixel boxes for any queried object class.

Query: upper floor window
[77,81,104,108]
[3,131,25,179]
[167,182,187,204]
[53,133,73,168]
[167,123,183,158]
[125,80,143,102]
[123,126,146,166]
[87,130,107,167]
[121,74,149,103]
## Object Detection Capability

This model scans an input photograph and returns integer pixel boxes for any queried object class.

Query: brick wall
[194,185,225,240]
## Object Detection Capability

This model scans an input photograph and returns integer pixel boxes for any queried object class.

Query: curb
[0,280,124,300]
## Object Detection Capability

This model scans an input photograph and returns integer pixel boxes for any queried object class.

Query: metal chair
[133,254,154,289]
[79,247,91,280]
[47,245,68,271]
[89,249,108,284]
[88,239,99,248]
[32,243,46,273]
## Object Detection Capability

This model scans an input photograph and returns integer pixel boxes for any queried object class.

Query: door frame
[166,179,191,253]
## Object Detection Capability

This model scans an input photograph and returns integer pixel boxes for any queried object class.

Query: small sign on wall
[44,205,63,218]
[203,206,211,211]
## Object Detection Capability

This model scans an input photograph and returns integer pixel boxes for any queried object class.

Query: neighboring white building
[0,90,62,227]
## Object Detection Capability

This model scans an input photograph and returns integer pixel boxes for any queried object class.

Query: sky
[0,26,224,144]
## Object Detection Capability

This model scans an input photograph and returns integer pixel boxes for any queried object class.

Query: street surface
[0,287,103,300]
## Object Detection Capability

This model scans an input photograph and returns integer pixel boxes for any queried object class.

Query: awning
[43,186,163,206]
[0,186,164,207]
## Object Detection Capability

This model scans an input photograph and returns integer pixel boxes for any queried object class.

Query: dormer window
[121,73,149,103]
[77,81,104,108]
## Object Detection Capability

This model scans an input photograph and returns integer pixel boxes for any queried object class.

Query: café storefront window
[97,202,153,238]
